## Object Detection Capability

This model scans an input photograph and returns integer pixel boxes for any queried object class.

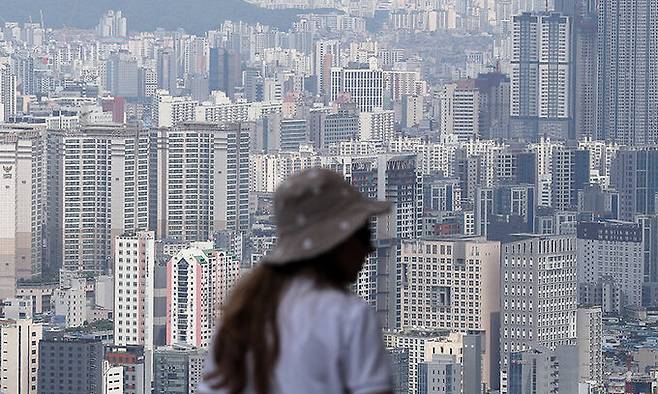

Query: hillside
[0,0,335,33]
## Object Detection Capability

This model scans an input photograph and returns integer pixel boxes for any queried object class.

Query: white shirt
[198,276,392,394]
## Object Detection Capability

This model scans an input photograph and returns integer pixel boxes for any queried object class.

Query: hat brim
[262,199,392,265]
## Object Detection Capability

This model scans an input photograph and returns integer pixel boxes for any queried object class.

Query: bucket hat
[262,167,391,265]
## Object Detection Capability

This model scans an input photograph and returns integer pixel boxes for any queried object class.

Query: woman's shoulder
[300,276,367,302]
[285,277,373,322]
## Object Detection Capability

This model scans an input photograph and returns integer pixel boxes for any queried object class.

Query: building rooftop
[384,328,451,339]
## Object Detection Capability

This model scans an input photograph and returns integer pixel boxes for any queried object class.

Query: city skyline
[0,1,657,393]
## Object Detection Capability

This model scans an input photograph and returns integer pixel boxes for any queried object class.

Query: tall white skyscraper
[96,10,128,38]
[226,124,251,232]
[157,122,251,241]
[0,318,42,394]
[114,231,155,348]
[384,70,422,102]
[398,237,501,391]
[156,49,178,95]
[597,0,658,145]
[402,94,424,129]
[330,60,384,112]
[500,234,577,393]
[0,63,16,122]
[550,147,589,210]
[114,231,156,390]
[440,80,481,141]
[510,12,571,141]
[528,137,562,207]
[54,126,152,274]
[576,306,603,387]
[313,40,341,96]
[571,5,598,140]
[576,221,644,314]
[0,129,44,298]
[334,154,424,315]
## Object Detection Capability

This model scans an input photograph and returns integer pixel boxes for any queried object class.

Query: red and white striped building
[166,241,241,349]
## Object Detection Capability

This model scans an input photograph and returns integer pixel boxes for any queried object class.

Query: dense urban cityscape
[0,0,657,392]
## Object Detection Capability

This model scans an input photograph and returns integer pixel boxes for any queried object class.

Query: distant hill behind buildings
[0,0,337,33]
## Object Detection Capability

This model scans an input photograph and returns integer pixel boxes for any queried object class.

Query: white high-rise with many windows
[56,126,151,274]
[0,318,42,394]
[313,40,341,96]
[384,70,422,102]
[154,90,199,128]
[0,63,16,122]
[576,221,643,314]
[114,231,156,391]
[577,307,603,386]
[358,108,395,141]
[157,122,251,241]
[330,60,384,112]
[249,150,322,193]
[399,237,501,391]
[500,234,577,393]
[510,12,571,140]
[440,80,481,142]
[0,129,44,298]
[96,10,127,38]
[114,231,155,348]
[597,0,658,145]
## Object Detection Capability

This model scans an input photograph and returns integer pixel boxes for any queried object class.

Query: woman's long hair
[204,251,352,394]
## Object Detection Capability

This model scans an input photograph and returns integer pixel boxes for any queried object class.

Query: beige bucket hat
[263,167,391,265]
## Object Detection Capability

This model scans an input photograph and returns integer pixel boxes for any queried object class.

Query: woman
[199,168,394,394]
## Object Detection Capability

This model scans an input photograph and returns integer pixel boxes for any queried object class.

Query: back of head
[204,168,390,394]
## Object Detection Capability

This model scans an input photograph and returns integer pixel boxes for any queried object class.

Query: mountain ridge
[0,0,339,33]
